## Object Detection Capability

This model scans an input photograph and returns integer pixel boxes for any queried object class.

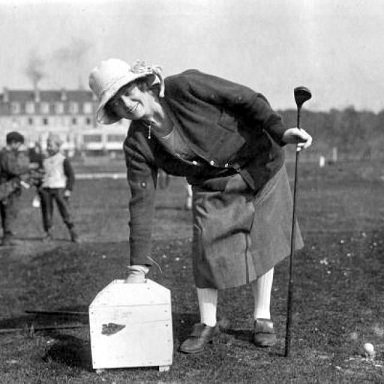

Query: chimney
[34,87,40,103]
[3,87,9,103]
[61,88,67,101]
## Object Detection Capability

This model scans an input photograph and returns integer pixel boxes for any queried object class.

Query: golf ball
[363,343,375,357]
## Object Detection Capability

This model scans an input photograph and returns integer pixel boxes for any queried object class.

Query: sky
[0,0,383,112]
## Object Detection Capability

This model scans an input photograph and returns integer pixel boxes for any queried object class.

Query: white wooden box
[89,279,173,371]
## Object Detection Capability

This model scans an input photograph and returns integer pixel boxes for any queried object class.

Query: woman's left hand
[282,127,313,151]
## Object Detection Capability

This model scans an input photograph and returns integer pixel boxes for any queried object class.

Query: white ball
[363,343,375,354]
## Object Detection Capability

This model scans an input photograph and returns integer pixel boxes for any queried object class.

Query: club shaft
[285,106,302,357]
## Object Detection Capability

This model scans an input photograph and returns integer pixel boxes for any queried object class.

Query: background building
[0,87,128,156]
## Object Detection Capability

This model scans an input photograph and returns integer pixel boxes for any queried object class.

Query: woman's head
[89,58,164,125]
[104,77,160,121]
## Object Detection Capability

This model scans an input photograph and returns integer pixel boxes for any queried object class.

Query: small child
[39,134,79,242]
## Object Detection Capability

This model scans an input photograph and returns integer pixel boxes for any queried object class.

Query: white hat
[89,58,164,125]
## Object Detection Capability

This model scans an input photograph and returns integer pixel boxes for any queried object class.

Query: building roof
[0,88,98,115]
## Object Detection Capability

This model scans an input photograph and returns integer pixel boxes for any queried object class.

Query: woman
[89,58,312,354]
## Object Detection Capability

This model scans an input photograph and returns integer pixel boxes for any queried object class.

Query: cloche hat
[89,58,164,125]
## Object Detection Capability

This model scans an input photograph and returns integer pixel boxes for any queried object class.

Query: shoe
[69,229,79,243]
[253,318,277,347]
[179,323,218,354]
[42,231,53,242]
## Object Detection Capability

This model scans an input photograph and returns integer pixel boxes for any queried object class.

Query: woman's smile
[124,101,143,117]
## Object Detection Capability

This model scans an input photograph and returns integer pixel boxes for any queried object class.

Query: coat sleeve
[63,158,75,191]
[0,178,20,201]
[178,70,287,146]
[123,126,158,266]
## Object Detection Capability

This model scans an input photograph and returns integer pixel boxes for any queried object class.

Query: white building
[0,87,128,156]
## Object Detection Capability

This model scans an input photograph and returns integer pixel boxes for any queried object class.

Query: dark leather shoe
[253,318,277,347]
[179,323,218,354]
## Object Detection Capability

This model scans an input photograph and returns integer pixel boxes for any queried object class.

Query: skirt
[191,165,304,289]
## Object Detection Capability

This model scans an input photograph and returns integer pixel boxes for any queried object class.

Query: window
[25,102,35,114]
[86,117,92,125]
[28,118,34,125]
[40,102,50,114]
[83,102,93,114]
[43,118,49,125]
[107,134,125,142]
[55,102,64,114]
[72,118,77,125]
[10,102,20,114]
[69,102,79,114]
[83,134,102,143]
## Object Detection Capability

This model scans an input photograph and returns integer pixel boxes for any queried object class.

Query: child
[39,134,79,243]
[0,131,30,246]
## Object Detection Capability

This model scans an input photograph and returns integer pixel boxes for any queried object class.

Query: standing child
[39,134,79,243]
[0,131,30,246]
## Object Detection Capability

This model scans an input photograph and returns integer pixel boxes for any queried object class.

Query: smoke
[25,52,45,89]
[54,38,92,88]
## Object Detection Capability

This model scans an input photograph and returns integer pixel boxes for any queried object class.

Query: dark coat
[0,147,30,200]
[123,70,289,266]
[0,178,20,201]
[0,147,30,182]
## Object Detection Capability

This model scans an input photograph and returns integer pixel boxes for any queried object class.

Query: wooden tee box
[89,279,173,371]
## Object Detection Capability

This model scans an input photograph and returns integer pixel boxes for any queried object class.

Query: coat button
[192,161,198,165]
[224,163,229,168]
[209,160,215,166]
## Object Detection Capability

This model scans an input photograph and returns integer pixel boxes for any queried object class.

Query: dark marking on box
[101,323,126,336]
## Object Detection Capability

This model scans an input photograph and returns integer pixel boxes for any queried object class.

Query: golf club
[285,86,312,358]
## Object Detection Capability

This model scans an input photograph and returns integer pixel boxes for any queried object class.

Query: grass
[0,159,383,383]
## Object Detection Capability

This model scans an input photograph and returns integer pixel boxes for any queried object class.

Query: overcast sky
[0,0,383,112]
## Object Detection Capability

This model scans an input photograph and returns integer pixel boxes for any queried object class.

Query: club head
[294,86,312,108]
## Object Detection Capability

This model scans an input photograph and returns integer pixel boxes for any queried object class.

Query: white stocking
[196,287,218,327]
[251,268,274,320]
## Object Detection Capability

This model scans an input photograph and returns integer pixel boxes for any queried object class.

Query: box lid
[89,279,171,308]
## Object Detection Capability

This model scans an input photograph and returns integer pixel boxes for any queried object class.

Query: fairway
[0,159,383,383]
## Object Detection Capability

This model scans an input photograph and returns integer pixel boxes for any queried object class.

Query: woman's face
[109,81,149,120]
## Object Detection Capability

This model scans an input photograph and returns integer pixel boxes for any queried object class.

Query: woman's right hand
[282,127,313,151]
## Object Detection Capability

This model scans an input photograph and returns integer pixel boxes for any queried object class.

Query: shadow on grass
[0,308,93,370]
[0,305,89,331]
[42,333,93,370]
[223,328,253,342]
[172,312,200,343]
